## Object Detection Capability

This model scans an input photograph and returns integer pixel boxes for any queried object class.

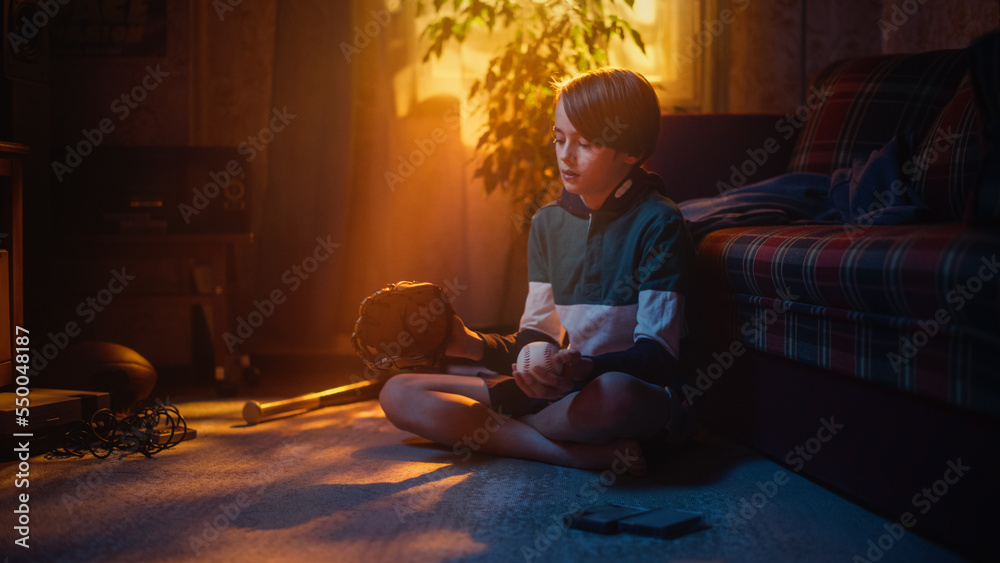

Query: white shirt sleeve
[634,289,686,360]
[519,281,565,344]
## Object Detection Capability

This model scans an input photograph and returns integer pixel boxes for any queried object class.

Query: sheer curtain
[340,0,527,337]
[257,0,524,355]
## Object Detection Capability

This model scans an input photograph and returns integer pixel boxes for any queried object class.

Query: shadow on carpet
[1,398,969,563]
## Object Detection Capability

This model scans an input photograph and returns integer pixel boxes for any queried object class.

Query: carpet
[2,398,969,562]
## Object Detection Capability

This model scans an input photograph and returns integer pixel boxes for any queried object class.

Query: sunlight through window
[401,0,713,145]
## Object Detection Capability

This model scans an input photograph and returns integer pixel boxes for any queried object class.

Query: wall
[881,0,1000,53]
[50,1,191,146]
[40,1,281,367]
[188,0,277,238]
[39,0,1000,363]
[725,0,999,113]
[50,0,278,235]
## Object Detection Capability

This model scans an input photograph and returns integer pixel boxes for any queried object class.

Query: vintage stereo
[56,146,251,235]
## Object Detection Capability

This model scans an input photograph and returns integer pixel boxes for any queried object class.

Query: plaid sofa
[655,38,1000,417]
[647,32,999,558]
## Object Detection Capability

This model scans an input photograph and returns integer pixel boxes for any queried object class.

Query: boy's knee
[569,372,667,430]
[379,373,418,424]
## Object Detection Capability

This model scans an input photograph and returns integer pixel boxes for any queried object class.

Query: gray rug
[2,398,968,562]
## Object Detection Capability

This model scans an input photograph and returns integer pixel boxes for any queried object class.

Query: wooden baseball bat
[242,379,383,425]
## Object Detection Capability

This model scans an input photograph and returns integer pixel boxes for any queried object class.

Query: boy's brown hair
[554,68,661,166]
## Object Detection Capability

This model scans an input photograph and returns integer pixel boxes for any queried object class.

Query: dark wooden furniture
[0,142,27,388]
[53,232,254,387]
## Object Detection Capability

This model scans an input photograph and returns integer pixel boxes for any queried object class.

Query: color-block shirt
[481,168,695,387]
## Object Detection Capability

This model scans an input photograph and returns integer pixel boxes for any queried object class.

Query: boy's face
[553,99,638,210]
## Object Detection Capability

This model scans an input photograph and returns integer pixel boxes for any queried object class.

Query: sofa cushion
[787,50,968,179]
[696,223,999,330]
[694,224,1000,415]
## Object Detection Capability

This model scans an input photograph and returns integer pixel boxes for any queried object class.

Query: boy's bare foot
[557,438,647,477]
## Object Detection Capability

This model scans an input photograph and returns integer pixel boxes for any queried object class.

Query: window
[399,0,720,146]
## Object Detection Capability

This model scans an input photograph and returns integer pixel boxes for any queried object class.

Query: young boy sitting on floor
[379,67,695,475]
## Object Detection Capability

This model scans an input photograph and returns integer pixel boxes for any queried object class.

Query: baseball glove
[351,281,454,370]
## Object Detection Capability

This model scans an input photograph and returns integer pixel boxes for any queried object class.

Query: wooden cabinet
[0,142,27,388]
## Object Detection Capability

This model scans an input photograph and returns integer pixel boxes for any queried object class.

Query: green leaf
[630,28,645,54]
[440,17,454,41]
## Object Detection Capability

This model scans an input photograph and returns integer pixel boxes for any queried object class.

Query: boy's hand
[512,348,592,400]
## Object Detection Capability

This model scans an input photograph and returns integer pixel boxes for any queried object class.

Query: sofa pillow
[787,49,968,176]
[829,135,929,227]
[905,74,983,223]
[967,30,1000,227]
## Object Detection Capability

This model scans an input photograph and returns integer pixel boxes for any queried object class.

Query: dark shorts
[479,372,553,419]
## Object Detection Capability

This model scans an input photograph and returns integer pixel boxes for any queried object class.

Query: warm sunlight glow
[632,0,656,24]
[329,530,488,560]
[390,472,473,515]
[342,461,456,485]
[609,0,702,97]
[404,0,709,144]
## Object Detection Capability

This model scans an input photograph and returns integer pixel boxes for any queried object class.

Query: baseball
[516,342,563,377]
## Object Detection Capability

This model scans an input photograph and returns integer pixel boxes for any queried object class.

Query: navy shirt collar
[557,168,667,218]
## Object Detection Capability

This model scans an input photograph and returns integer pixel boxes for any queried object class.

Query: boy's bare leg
[379,373,648,474]
[520,372,670,444]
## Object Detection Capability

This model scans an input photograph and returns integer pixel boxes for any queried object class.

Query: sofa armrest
[646,114,796,202]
